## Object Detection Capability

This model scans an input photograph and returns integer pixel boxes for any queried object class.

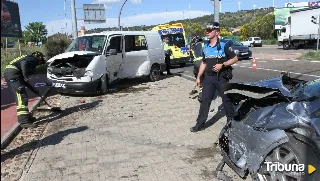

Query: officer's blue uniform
[195,39,236,127]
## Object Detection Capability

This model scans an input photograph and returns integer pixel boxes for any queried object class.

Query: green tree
[45,33,71,58]
[24,22,48,45]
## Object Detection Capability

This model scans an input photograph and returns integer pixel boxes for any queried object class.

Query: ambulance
[151,23,190,67]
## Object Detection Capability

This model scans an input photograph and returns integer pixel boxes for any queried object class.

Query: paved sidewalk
[13,76,243,181]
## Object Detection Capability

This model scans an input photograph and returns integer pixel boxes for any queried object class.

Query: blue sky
[13,0,312,35]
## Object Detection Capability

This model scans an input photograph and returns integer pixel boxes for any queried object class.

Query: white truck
[277,7,320,50]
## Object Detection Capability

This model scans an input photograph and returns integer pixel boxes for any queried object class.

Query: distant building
[231,26,242,33]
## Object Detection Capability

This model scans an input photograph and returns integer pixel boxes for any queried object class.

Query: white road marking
[258,61,267,63]
[233,65,320,78]
[292,60,299,61]
[241,63,251,65]
[273,59,287,60]
[310,61,320,63]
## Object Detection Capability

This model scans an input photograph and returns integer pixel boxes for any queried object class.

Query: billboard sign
[274,7,306,29]
[1,0,22,38]
[285,1,319,7]
[83,4,106,24]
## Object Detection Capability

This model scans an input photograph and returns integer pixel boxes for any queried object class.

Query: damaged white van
[46,31,166,95]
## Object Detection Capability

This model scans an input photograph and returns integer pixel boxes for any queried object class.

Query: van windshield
[161,33,186,48]
[65,35,107,54]
[254,37,261,40]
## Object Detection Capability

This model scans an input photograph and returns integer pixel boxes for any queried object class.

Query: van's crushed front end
[46,51,102,95]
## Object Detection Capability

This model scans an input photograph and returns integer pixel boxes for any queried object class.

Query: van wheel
[250,43,254,47]
[149,64,160,82]
[98,74,109,95]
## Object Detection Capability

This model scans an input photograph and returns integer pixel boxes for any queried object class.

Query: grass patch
[300,51,320,60]
[262,39,277,45]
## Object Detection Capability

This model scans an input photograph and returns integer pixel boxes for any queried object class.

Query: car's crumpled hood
[224,75,295,104]
[47,51,100,63]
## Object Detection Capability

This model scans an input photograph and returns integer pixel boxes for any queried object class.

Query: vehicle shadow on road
[204,105,225,129]
[1,126,88,162]
[35,100,103,125]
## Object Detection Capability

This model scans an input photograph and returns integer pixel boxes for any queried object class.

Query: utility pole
[71,0,78,38]
[253,5,256,10]
[273,0,275,7]
[238,0,241,11]
[214,0,219,22]
[188,1,191,19]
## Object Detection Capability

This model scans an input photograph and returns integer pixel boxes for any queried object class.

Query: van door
[120,35,149,78]
[105,35,123,82]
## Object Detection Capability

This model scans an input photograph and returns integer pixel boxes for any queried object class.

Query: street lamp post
[118,0,128,30]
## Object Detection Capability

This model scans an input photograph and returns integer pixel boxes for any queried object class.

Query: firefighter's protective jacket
[5,55,39,80]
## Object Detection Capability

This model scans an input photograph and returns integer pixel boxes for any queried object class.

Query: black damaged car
[215,74,320,181]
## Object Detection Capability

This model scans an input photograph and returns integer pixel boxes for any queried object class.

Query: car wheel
[98,74,109,95]
[253,134,320,181]
[149,64,160,82]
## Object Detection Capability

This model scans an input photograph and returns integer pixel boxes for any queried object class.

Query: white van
[46,31,166,95]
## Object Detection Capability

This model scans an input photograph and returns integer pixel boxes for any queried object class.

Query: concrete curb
[1,88,51,149]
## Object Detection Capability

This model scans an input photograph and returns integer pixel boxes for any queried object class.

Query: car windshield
[161,33,186,48]
[292,79,320,99]
[65,35,107,54]
[254,37,261,40]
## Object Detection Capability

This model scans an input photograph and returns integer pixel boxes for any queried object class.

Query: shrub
[45,33,72,59]
[262,39,277,45]
[301,51,320,60]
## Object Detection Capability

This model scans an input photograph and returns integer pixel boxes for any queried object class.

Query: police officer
[162,36,172,75]
[190,21,238,132]
[3,51,45,128]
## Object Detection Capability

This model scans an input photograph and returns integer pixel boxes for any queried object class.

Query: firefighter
[189,36,204,101]
[3,51,45,128]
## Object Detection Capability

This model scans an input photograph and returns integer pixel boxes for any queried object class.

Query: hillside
[86,7,274,34]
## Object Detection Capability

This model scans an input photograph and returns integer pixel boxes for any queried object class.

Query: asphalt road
[171,45,320,83]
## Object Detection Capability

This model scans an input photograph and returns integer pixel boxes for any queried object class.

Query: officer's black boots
[190,124,205,132]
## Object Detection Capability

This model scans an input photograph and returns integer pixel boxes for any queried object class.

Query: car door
[119,35,149,78]
[105,35,123,82]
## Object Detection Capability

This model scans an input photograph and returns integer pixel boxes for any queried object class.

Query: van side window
[107,36,122,53]
[125,35,148,52]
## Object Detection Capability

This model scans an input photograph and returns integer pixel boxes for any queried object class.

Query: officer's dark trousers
[196,74,235,126]
[165,55,171,74]
[4,70,31,124]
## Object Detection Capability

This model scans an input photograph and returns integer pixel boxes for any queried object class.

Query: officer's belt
[205,72,219,76]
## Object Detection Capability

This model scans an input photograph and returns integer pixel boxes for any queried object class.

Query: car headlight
[234,50,239,54]
[84,70,93,77]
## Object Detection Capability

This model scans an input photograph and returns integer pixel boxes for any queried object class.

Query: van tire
[149,64,160,82]
[283,42,290,50]
[98,74,109,95]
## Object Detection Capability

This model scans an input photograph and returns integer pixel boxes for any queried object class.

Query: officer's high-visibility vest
[163,42,169,51]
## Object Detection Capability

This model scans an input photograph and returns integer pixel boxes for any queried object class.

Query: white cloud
[45,10,211,36]
[92,0,121,3]
[131,0,142,4]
